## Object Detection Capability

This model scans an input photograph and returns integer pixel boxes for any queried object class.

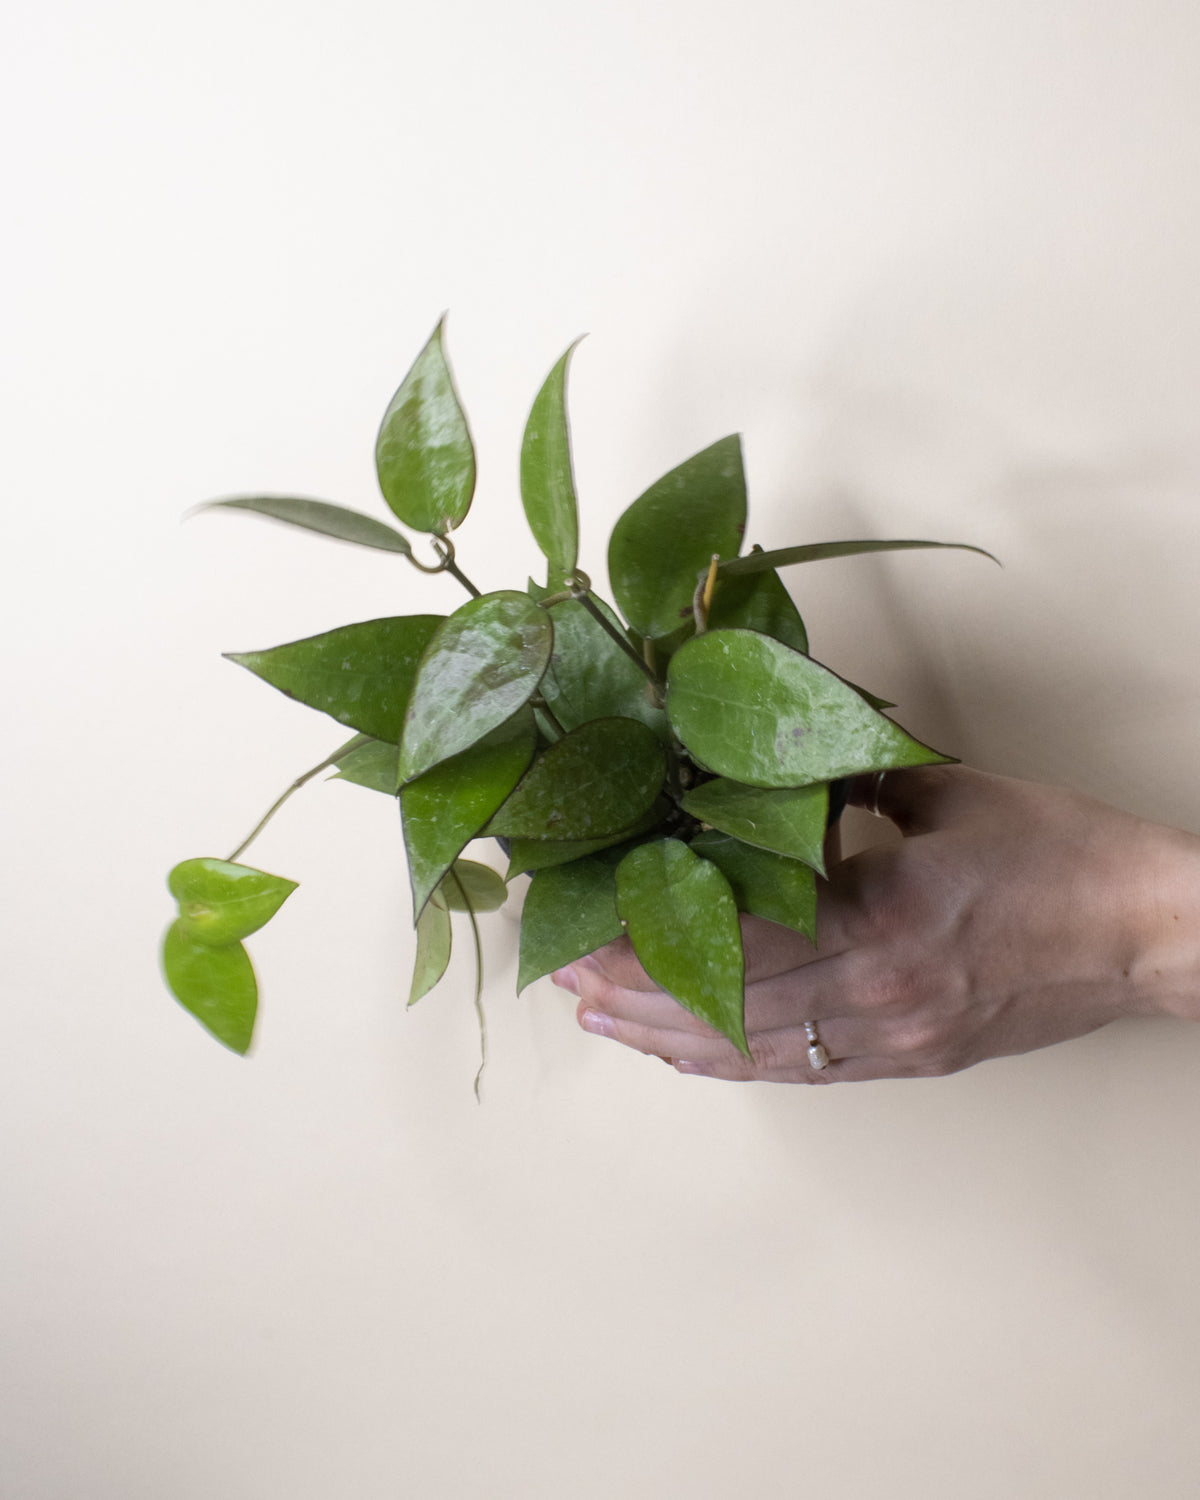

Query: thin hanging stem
[577,593,661,686]
[692,554,720,634]
[530,693,568,740]
[447,867,487,1103]
[226,735,370,864]
[403,534,483,599]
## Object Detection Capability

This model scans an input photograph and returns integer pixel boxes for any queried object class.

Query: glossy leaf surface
[502,797,670,877]
[331,737,400,795]
[521,340,581,581]
[531,587,667,737]
[227,615,443,742]
[690,831,817,943]
[615,839,748,1054]
[718,538,998,577]
[667,630,952,787]
[517,857,623,992]
[487,718,665,840]
[608,435,746,639]
[193,496,413,555]
[409,899,452,1006]
[402,710,537,916]
[169,858,298,946]
[681,778,829,873]
[162,921,258,1055]
[375,317,476,533]
[706,565,807,652]
[433,859,508,913]
[398,592,553,782]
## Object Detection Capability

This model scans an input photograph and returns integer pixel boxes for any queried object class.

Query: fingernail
[674,1061,709,1075]
[552,966,579,994]
[579,1008,615,1038]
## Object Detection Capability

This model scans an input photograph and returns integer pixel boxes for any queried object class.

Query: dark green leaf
[168,858,298,945]
[680,779,829,874]
[162,921,258,1055]
[706,566,807,652]
[487,718,665,840]
[667,630,953,787]
[532,590,668,738]
[398,592,554,782]
[521,340,582,581]
[608,435,747,639]
[192,496,413,555]
[433,859,508,913]
[375,316,476,534]
[409,899,452,1006]
[718,538,998,577]
[226,615,443,742]
[615,839,748,1054]
[689,831,817,943]
[402,710,537,916]
[331,737,400,795]
[502,797,671,877]
[517,857,624,992]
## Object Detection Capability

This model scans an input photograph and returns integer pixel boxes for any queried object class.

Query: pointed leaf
[162,921,258,1054]
[718,538,998,577]
[486,718,665,840]
[608,435,747,639]
[615,839,748,1054]
[530,587,667,738]
[689,831,817,943]
[331,737,401,795]
[667,630,953,787]
[375,316,476,533]
[433,859,508,913]
[502,797,671,877]
[402,710,537,916]
[681,779,829,874]
[409,899,452,1005]
[517,857,623,992]
[398,591,554,782]
[192,497,413,555]
[226,615,443,741]
[168,858,298,945]
[706,565,807,652]
[521,340,581,581]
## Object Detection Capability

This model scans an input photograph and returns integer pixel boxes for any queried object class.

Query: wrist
[1122,820,1200,1021]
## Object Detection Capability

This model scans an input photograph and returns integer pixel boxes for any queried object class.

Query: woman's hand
[552,767,1200,1083]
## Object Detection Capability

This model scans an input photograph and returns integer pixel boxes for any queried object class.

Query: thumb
[845,764,972,836]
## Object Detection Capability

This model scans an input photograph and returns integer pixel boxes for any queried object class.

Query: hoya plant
[162,318,991,1088]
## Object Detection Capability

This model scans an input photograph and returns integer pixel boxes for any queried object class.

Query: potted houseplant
[162,318,992,1091]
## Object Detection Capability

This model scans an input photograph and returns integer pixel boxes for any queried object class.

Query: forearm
[1124,819,1200,1022]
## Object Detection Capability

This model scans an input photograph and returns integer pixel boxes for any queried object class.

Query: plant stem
[531,694,568,739]
[577,592,661,687]
[443,558,482,599]
[447,867,487,1103]
[226,736,369,864]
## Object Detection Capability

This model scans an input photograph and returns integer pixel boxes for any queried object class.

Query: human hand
[552,766,1200,1082]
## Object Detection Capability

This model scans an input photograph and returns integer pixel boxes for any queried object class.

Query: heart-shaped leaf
[192,496,413,555]
[667,630,953,787]
[168,858,298,946]
[375,316,476,534]
[521,340,582,582]
[608,435,746,639]
[706,565,807,652]
[517,856,624,992]
[486,718,665,840]
[433,859,508,913]
[501,796,671,878]
[402,710,537,917]
[409,899,452,1006]
[162,921,258,1054]
[680,779,829,874]
[226,615,443,742]
[717,537,998,577]
[689,831,817,942]
[615,838,747,1054]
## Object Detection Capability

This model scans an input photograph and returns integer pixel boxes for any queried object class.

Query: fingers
[846,763,977,835]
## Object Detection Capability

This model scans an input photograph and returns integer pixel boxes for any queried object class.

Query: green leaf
[402,710,537,917]
[706,565,807,652]
[226,615,443,742]
[409,899,452,1005]
[192,496,413,555]
[486,718,665,840]
[168,858,298,945]
[502,797,671,877]
[521,340,582,581]
[680,779,829,874]
[531,589,668,738]
[162,921,258,1054]
[432,859,508,913]
[667,630,954,787]
[608,435,747,639]
[689,831,817,943]
[375,316,476,534]
[517,857,624,992]
[398,592,554,782]
[615,839,748,1054]
[718,538,998,577]
[331,737,400,795]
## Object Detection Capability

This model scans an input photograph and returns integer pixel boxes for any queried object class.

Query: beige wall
[5,1,1200,1494]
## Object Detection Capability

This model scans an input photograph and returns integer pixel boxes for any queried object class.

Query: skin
[551,767,1200,1083]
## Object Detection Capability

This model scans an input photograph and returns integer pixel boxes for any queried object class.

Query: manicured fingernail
[579,1008,615,1038]
[674,1061,709,1075]
[552,967,579,994]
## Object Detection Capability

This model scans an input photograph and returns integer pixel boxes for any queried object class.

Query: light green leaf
[502,797,671,878]
[168,858,298,946]
[521,340,582,581]
[615,839,748,1054]
[517,857,624,992]
[667,630,953,788]
[689,831,817,943]
[192,496,413,555]
[226,615,443,742]
[706,565,807,652]
[409,899,452,1006]
[432,859,508,913]
[718,538,998,577]
[402,710,537,917]
[608,435,747,639]
[162,921,258,1055]
[398,592,553,782]
[375,316,476,534]
[487,718,665,840]
[331,737,400,795]
[681,778,829,873]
